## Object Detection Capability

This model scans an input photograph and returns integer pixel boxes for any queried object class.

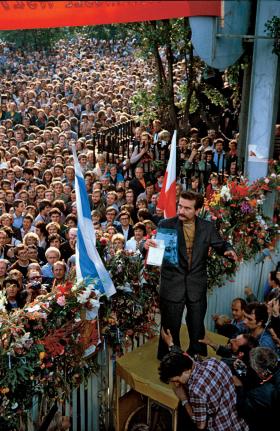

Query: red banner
[0,1,221,30]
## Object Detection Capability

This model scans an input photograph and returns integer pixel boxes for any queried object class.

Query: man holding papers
[146,190,237,360]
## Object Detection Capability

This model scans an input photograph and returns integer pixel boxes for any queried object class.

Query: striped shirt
[187,358,248,431]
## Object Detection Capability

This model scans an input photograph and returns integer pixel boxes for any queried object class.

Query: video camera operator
[23,269,48,303]
[233,347,280,431]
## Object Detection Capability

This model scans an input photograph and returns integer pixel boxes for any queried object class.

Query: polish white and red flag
[157,131,177,218]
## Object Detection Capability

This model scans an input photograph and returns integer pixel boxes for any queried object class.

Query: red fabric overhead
[0,1,221,30]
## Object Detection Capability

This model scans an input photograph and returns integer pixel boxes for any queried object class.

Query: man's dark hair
[65,214,77,226]
[159,352,193,384]
[23,214,34,222]
[52,200,66,214]
[48,233,62,243]
[137,209,152,221]
[180,191,204,210]
[3,277,20,289]
[270,270,280,287]
[245,302,268,327]
[133,222,146,234]
[238,334,259,364]
[23,167,33,176]
[38,199,51,212]
[13,199,24,208]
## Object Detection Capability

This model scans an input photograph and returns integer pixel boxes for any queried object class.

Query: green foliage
[130,89,158,126]
[201,84,228,108]
[178,83,199,114]
[265,16,280,56]
[178,81,227,116]
[0,28,68,50]
[82,23,130,42]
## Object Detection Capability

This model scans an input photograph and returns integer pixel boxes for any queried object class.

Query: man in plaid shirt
[159,330,248,431]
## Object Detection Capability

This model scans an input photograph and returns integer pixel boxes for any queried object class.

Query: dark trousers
[157,293,208,360]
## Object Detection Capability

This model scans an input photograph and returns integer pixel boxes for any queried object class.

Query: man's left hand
[224,250,238,261]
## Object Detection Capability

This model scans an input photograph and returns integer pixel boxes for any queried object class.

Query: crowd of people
[0,34,279,431]
[0,36,245,310]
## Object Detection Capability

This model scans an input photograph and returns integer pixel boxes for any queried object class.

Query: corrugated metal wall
[205,248,280,331]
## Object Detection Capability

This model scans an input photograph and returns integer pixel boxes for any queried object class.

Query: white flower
[77,291,90,304]
[0,291,7,312]
[26,304,41,313]
[220,185,231,201]
[16,332,31,344]
[264,178,270,184]
[271,173,276,178]
[89,298,100,308]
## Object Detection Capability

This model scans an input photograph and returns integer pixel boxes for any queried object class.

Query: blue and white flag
[72,146,116,297]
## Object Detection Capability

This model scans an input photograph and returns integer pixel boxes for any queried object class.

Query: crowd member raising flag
[72,145,116,297]
[157,131,177,218]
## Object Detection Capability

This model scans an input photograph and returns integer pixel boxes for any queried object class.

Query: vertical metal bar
[115,373,121,431]
[91,373,99,430]
[72,388,78,431]
[79,382,85,431]
[31,395,39,430]
[87,374,93,431]
[27,411,34,431]
[65,398,71,418]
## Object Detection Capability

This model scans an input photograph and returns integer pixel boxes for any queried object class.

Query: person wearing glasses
[23,269,47,302]
[116,210,134,242]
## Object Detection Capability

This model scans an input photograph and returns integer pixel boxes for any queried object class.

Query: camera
[31,281,41,290]
[234,360,247,378]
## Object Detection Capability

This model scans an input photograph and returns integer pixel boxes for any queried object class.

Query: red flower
[100,237,108,246]
[56,281,72,296]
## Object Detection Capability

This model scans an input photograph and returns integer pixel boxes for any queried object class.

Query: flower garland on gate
[0,252,160,428]
[202,174,280,289]
[0,280,101,428]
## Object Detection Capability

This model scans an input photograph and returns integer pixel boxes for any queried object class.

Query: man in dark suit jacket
[116,210,134,242]
[146,190,237,360]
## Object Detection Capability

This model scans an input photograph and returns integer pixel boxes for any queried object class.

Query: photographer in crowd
[234,347,280,431]
[159,328,248,431]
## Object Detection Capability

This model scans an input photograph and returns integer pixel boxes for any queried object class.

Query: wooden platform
[116,325,227,430]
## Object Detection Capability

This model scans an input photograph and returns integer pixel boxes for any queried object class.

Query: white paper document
[146,240,165,266]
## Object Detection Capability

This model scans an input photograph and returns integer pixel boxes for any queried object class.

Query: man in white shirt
[125,222,146,254]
